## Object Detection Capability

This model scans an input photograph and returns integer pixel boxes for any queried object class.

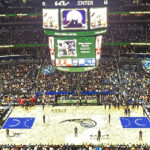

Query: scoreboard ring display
[42,7,107,35]
[42,0,108,72]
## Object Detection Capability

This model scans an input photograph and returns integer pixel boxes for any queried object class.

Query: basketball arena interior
[0,0,150,149]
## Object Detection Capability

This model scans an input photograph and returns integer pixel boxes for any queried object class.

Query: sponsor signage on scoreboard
[43,0,107,8]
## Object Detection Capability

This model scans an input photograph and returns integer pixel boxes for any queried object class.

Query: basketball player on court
[74,127,78,137]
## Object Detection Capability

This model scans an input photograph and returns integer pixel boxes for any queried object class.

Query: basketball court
[0,105,149,145]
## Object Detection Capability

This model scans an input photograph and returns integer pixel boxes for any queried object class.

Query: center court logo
[80,119,97,128]
[60,118,97,128]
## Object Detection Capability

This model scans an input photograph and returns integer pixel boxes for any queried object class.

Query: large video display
[44,0,107,71]
[61,8,87,30]
[90,7,107,29]
[42,0,107,8]
[55,37,95,67]
[57,39,77,57]
[48,36,103,67]
[43,7,107,32]
[43,9,59,30]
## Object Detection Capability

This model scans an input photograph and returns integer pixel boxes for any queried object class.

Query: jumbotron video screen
[43,7,107,31]
[43,9,59,30]
[61,8,88,30]
[49,36,102,67]
[43,0,107,71]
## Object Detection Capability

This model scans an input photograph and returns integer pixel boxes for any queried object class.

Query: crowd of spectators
[108,14,150,21]
[37,61,119,94]
[0,26,45,45]
[0,143,150,150]
[0,9,150,48]
[0,16,41,24]
[119,63,150,104]
[0,63,40,94]
[108,0,150,12]
[38,71,77,93]
[79,61,119,92]
[0,0,150,104]
[1,0,149,14]
[109,5,150,12]
[0,59,149,105]
[0,48,38,56]
[0,23,150,46]
[0,0,41,14]
[36,60,149,104]
[103,24,149,44]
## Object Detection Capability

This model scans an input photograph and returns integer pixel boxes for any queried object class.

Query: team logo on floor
[120,117,150,128]
[60,119,97,128]
[3,117,35,129]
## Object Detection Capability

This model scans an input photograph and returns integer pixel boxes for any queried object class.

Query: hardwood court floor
[0,105,149,145]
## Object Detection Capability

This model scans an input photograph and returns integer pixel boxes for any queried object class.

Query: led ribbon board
[42,0,107,8]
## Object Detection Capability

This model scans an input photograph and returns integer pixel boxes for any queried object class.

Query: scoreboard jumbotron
[42,0,108,72]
